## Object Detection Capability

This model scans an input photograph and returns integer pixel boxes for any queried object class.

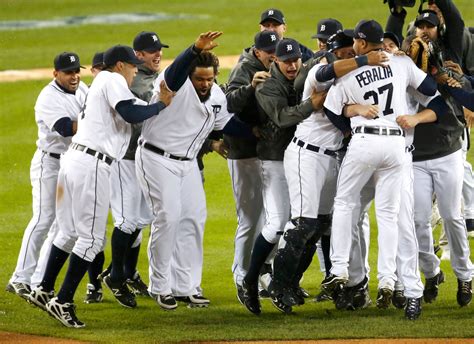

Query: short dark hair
[189,51,219,76]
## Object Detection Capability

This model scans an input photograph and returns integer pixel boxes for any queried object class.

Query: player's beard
[198,89,211,102]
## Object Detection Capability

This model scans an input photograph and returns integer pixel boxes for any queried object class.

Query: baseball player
[322,19,438,309]
[311,18,343,56]
[136,31,255,310]
[90,52,105,77]
[27,45,174,328]
[101,31,168,309]
[6,52,87,300]
[225,30,279,302]
[239,38,326,315]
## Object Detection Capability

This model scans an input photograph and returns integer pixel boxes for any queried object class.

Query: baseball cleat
[103,275,136,308]
[298,287,310,298]
[351,283,372,310]
[258,289,270,299]
[376,287,393,309]
[175,294,210,308]
[270,294,293,314]
[392,289,407,309]
[28,286,54,311]
[457,279,472,307]
[241,279,261,315]
[84,283,103,304]
[126,271,149,297]
[46,297,85,328]
[321,274,348,299]
[97,267,111,282]
[334,286,354,310]
[152,293,178,310]
[313,285,333,302]
[236,284,245,305]
[423,270,445,303]
[6,282,31,301]
[405,297,422,320]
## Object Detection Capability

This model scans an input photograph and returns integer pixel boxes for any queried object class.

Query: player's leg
[461,142,474,235]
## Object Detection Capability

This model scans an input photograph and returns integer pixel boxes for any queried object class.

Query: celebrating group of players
[6,0,474,329]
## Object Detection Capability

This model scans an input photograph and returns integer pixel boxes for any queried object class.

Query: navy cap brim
[57,65,85,72]
[312,33,331,40]
[126,57,144,65]
[414,18,438,27]
[260,17,284,25]
[277,52,301,62]
[142,43,170,52]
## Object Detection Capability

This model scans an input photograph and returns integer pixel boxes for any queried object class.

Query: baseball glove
[407,36,429,72]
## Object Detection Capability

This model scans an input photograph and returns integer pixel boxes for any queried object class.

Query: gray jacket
[254,62,313,161]
[225,48,267,159]
[123,64,158,160]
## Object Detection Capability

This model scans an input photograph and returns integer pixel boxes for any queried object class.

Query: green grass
[1,1,474,342]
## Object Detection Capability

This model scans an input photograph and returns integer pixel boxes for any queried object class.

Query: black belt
[353,126,405,136]
[139,140,190,161]
[292,137,337,157]
[70,143,113,165]
[41,150,61,160]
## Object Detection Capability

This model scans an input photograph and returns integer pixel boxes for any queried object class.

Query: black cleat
[84,283,103,304]
[151,293,178,310]
[103,275,136,308]
[126,271,149,297]
[175,294,210,308]
[6,282,31,301]
[314,285,333,302]
[351,278,371,310]
[376,287,393,309]
[335,286,354,310]
[423,270,444,303]
[405,297,422,320]
[270,294,293,314]
[241,280,261,315]
[321,274,348,299]
[236,284,245,304]
[46,297,85,328]
[28,286,54,311]
[392,289,407,309]
[457,279,472,307]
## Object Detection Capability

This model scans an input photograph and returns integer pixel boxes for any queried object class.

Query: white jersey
[296,63,344,151]
[142,72,233,160]
[405,88,440,147]
[35,80,88,154]
[73,71,137,160]
[325,54,427,130]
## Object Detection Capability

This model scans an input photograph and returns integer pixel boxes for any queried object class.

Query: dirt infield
[1,332,473,344]
[0,56,240,83]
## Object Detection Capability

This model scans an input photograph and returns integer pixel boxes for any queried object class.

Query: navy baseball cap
[275,38,302,61]
[133,31,169,52]
[254,31,280,52]
[312,18,343,40]
[104,45,144,67]
[260,8,285,25]
[383,32,400,48]
[327,30,354,52]
[414,10,440,28]
[54,52,84,72]
[91,52,105,68]
[351,19,384,44]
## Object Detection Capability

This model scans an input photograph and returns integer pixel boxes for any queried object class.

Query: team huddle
[6,0,474,329]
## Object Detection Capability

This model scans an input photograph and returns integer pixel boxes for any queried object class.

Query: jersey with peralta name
[142,72,233,160]
[73,71,137,160]
[325,54,427,129]
[296,63,344,151]
[35,80,88,154]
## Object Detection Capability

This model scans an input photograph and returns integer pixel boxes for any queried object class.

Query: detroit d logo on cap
[268,10,274,15]
[286,44,293,52]
[423,13,429,18]
[69,56,76,62]
[152,35,158,42]
[320,24,326,32]
[270,34,277,41]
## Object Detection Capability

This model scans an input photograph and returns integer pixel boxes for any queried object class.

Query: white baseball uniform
[9,79,87,286]
[136,73,232,297]
[53,70,135,262]
[325,54,428,290]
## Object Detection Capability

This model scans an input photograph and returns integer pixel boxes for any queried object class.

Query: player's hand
[310,89,327,110]
[446,77,462,88]
[158,80,175,106]
[444,60,463,75]
[211,140,228,159]
[367,50,389,67]
[393,50,406,57]
[195,31,223,51]
[251,71,271,88]
[397,115,419,129]
[358,104,379,119]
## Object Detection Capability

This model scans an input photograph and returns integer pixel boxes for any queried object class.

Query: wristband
[355,55,368,67]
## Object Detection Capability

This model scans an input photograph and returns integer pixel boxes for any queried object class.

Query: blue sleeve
[164,45,200,92]
[316,64,336,82]
[115,99,166,124]
[447,87,474,111]
[466,75,474,87]
[426,96,449,121]
[53,117,74,137]
[222,116,254,138]
[417,75,438,96]
[299,43,314,63]
[323,107,352,133]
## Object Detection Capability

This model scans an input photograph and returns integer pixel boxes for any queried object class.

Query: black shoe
[335,286,354,310]
[84,283,103,304]
[291,287,306,305]
[28,286,54,311]
[392,289,407,309]
[46,297,85,328]
[126,271,149,297]
[236,284,245,304]
[352,283,372,310]
[241,280,261,315]
[97,267,111,282]
[405,297,422,320]
[151,293,178,310]
[376,287,393,309]
[466,218,474,232]
[270,294,292,314]
[175,294,210,308]
[6,282,31,301]
[313,285,333,302]
[298,287,310,298]
[103,275,136,308]
[424,270,445,303]
[321,274,348,299]
[457,279,472,307]
[258,289,270,299]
